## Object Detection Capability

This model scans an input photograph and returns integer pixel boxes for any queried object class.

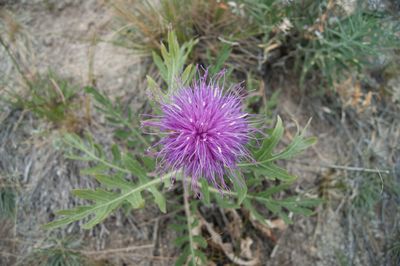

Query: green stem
[205,184,272,204]
[183,182,196,264]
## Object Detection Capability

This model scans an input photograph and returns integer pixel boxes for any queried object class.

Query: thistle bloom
[143,72,251,191]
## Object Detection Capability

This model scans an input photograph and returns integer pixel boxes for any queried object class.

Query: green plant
[387,231,400,266]
[13,72,79,122]
[0,186,16,219]
[296,9,399,88]
[150,31,197,93]
[1,69,85,133]
[239,0,399,91]
[44,31,320,265]
[84,86,149,149]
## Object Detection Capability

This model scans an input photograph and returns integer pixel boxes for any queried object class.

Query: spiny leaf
[255,162,296,181]
[44,176,165,229]
[193,236,207,248]
[123,155,166,213]
[73,189,118,202]
[255,116,284,160]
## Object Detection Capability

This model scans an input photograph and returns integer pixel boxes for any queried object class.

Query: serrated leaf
[44,176,164,229]
[125,191,145,209]
[94,173,131,190]
[80,164,109,176]
[261,183,291,197]
[264,200,281,214]
[123,154,147,178]
[148,186,166,213]
[174,235,189,248]
[82,201,121,229]
[73,189,117,202]
[175,246,191,266]
[193,236,207,248]
[122,155,166,212]
[257,162,297,181]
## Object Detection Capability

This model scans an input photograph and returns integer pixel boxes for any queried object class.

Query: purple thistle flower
[143,71,251,192]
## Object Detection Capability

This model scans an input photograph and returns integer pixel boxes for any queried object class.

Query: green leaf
[84,86,109,106]
[73,189,117,202]
[232,175,247,206]
[147,185,167,213]
[256,162,296,181]
[181,64,195,86]
[174,235,189,248]
[80,164,109,176]
[199,179,210,205]
[209,44,232,75]
[122,155,166,212]
[111,144,121,162]
[150,30,198,94]
[175,246,191,266]
[243,199,268,225]
[122,154,147,178]
[146,75,165,103]
[152,51,168,82]
[260,183,291,197]
[194,249,207,264]
[239,117,317,184]
[193,236,207,248]
[264,201,281,214]
[255,116,284,160]
[44,175,165,229]
[94,173,131,190]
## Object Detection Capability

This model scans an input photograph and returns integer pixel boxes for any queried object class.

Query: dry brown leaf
[351,82,362,107]
[225,209,243,242]
[200,217,259,266]
[270,219,287,231]
[240,237,254,259]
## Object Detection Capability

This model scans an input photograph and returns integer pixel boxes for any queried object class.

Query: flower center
[190,120,212,141]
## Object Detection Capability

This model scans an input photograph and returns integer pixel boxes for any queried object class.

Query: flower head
[144,72,251,191]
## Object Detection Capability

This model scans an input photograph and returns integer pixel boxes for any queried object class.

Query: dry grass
[112,0,260,74]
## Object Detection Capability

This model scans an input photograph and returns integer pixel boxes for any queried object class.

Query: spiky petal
[144,73,250,191]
